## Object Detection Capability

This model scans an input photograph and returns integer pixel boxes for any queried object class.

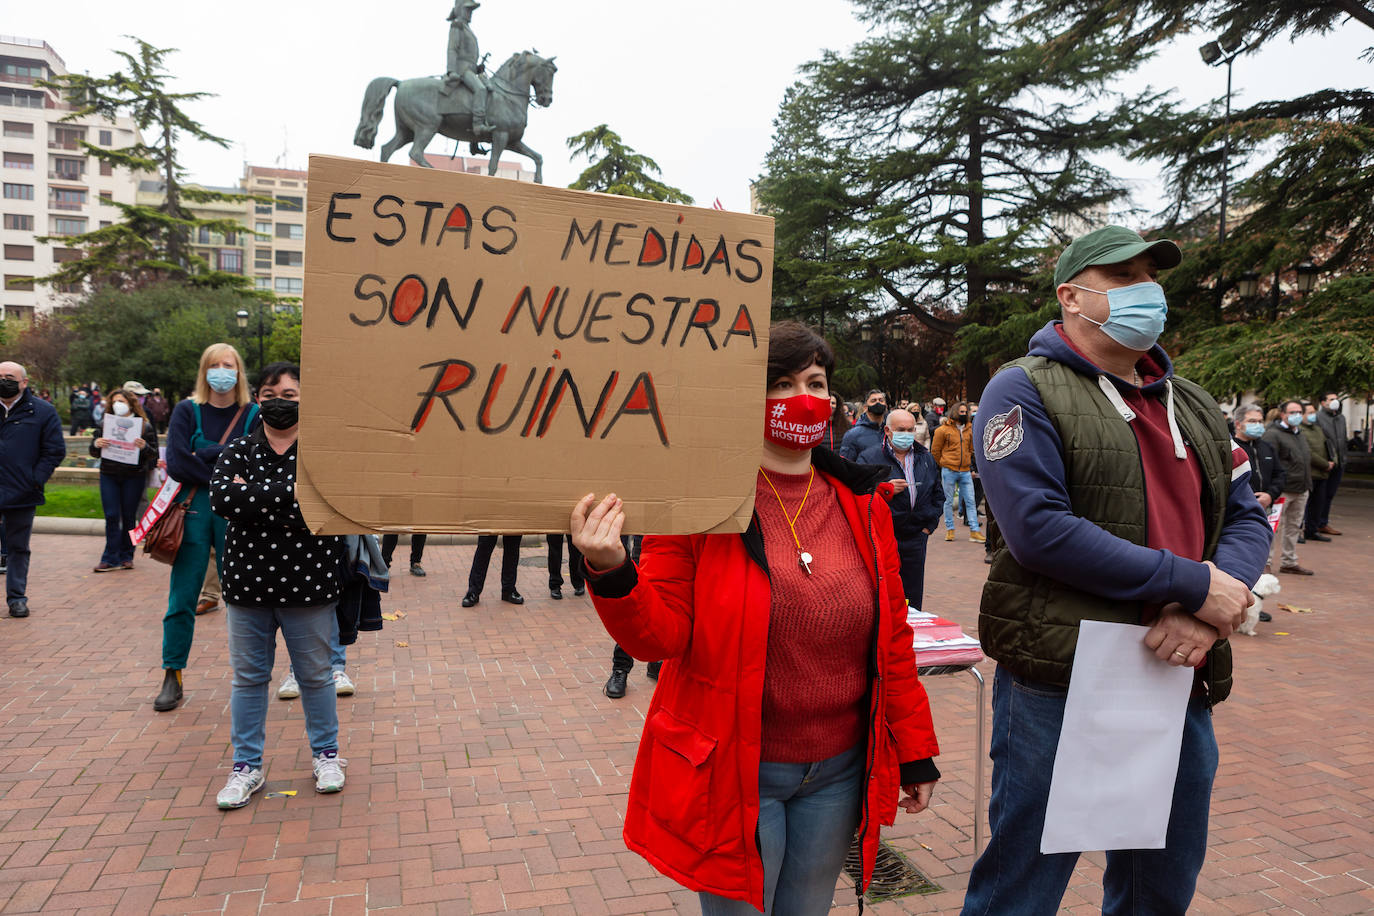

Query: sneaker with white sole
[216,763,265,809]
[333,670,355,696]
[313,751,346,793]
[277,672,300,700]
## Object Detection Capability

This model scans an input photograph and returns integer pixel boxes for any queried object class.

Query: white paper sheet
[100,414,142,465]
[1040,620,1195,854]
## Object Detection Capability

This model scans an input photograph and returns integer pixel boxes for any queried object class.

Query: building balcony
[47,140,82,150]
[48,171,85,181]
[50,201,84,211]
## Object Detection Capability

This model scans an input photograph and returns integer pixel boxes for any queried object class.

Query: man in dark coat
[1232,404,1285,510]
[837,389,887,460]
[1263,400,1313,575]
[858,408,943,609]
[0,362,66,618]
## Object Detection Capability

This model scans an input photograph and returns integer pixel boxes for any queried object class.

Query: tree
[64,282,275,395]
[36,37,256,291]
[10,314,76,388]
[566,125,693,203]
[758,0,1163,396]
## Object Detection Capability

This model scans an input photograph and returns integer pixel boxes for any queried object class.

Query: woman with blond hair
[153,343,259,712]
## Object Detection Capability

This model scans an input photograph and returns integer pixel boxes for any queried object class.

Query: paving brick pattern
[1,489,1371,914]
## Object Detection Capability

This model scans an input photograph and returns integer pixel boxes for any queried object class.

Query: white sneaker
[216,763,265,809]
[332,670,355,696]
[277,672,299,700]
[313,751,346,793]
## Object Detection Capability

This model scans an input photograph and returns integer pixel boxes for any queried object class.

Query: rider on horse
[443,0,495,135]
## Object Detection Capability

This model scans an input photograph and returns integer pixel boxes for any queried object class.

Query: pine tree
[566,125,693,203]
[758,0,1162,395]
[36,37,255,291]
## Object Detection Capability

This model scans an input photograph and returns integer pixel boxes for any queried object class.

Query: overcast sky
[8,2,1371,214]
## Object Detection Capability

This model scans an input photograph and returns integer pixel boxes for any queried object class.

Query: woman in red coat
[571,321,941,914]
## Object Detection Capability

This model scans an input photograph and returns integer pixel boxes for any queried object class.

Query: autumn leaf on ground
[1277,604,1314,614]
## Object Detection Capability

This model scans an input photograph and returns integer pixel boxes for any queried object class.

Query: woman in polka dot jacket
[208,362,348,809]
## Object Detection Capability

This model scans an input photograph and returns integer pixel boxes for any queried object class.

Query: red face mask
[764,394,832,450]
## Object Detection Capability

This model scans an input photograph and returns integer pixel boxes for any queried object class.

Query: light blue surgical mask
[1304,412,1317,424]
[206,368,238,393]
[1244,422,1265,439]
[890,431,916,451]
[1286,412,1303,428]
[1070,280,1169,351]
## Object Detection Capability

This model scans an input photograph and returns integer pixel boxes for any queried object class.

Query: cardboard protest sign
[299,154,774,535]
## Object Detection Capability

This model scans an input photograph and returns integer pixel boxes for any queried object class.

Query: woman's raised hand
[571,493,627,572]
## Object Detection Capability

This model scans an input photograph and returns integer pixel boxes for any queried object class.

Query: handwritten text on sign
[300,155,773,534]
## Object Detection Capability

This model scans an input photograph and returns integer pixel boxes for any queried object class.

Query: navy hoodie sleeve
[974,367,1214,611]
[1210,470,1273,590]
[165,400,214,488]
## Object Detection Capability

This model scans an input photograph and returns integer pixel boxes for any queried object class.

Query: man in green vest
[962,226,1272,915]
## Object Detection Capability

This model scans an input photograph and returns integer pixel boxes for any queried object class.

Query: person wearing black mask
[0,361,65,619]
[837,389,887,460]
[210,361,348,808]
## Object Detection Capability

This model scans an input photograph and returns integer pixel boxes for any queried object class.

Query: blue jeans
[942,468,979,531]
[699,744,864,916]
[99,474,144,565]
[960,667,1218,916]
[227,602,339,769]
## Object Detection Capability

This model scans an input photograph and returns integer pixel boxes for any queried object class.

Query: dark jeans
[960,667,1218,916]
[380,533,427,566]
[1316,464,1343,529]
[895,531,930,611]
[546,534,583,590]
[467,534,521,594]
[2,507,35,606]
[1303,476,1331,536]
[99,474,144,566]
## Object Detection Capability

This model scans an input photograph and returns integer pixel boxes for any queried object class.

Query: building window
[51,126,85,150]
[52,247,82,263]
[275,195,303,212]
[274,277,303,295]
[256,178,275,187]
[275,250,303,267]
[3,183,33,200]
[3,121,34,139]
[52,187,87,209]
[275,222,304,240]
[3,213,34,230]
[99,129,113,145]
[255,221,271,234]
[4,245,34,261]
[224,230,238,246]
[1,61,46,80]
[99,220,112,228]
[52,157,84,180]
[0,88,44,109]
[3,152,33,169]
[280,180,299,187]
[197,227,211,244]
[99,160,112,177]
[254,276,272,291]
[255,202,272,215]
[51,217,86,236]
[4,275,35,291]
[219,249,242,273]
[99,191,113,204]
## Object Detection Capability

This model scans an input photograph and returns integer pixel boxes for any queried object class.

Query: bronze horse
[353,50,556,183]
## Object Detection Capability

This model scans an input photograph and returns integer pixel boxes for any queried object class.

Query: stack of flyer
[908,609,984,667]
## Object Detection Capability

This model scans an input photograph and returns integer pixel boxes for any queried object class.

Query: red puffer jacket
[588,450,941,910]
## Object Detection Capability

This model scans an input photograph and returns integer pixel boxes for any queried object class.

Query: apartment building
[1,35,141,324]
[242,165,306,299]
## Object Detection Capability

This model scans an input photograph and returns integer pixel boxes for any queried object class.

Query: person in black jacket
[1232,404,1284,510]
[210,362,347,808]
[857,408,944,610]
[90,388,159,572]
[837,390,887,460]
[0,362,66,619]
[1262,400,1312,576]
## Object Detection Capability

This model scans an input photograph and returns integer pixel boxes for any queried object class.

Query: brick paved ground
[1,489,1371,914]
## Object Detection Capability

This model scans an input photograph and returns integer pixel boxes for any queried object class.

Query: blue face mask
[1286,412,1303,428]
[890,431,916,450]
[1244,422,1265,439]
[206,368,238,393]
[1304,412,1317,424]
[1070,281,1169,351]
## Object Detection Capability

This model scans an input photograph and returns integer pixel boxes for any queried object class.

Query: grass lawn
[35,485,156,519]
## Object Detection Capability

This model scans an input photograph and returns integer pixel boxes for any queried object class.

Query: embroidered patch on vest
[982,405,1024,461]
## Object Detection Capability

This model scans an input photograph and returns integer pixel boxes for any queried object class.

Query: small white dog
[1237,573,1281,636]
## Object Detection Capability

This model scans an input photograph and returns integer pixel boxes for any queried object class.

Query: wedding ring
[1173,649,1188,658]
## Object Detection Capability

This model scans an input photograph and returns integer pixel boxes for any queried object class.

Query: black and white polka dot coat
[209,427,343,608]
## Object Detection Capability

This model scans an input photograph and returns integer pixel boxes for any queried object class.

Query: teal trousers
[161,488,226,670]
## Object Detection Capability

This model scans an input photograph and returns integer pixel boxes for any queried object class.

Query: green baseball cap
[1053,226,1182,286]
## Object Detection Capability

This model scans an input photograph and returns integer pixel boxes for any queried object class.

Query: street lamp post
[1199,33,1244,243]
[235,306,265,376]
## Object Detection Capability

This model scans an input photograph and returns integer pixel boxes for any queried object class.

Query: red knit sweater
[754,469,875,762]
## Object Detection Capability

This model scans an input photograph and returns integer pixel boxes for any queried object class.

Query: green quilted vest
[979,357,1235,704]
